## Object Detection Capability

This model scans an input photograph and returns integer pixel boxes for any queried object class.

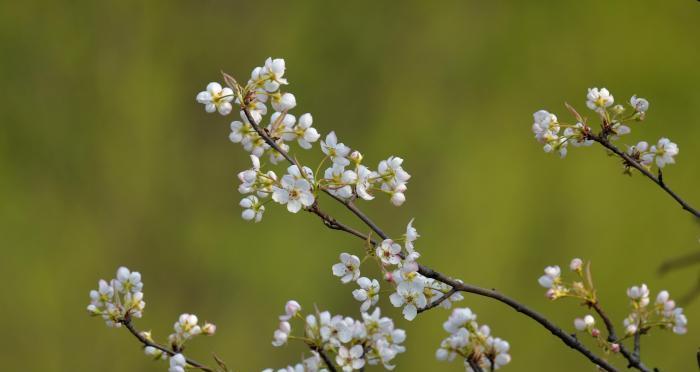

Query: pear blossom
[650,138,679,168]
[355,165,377,201]
[280,300,301,321]
[324,164,357,199]
[586,87,614,112]
[321,132,351,166]
[272,172,315,213]
[352,277,380,311]
[336,345,365,371]
[332,253,361,284]
[87,267,145,327]
[168,353,187,372]
[569,258,583,272]
[196,82,234,115]
[404,218,420,261]
[272,321,291,347]
[626,284,650,307]
[271,92,297,112]
[537,265,561,289]
[280,113,320,149]
[376,239,402,266]
[531,110,560,143]
[630,95,649,113]
[240,195,265,222]
[390,282,427,320]
[169,313,202,346]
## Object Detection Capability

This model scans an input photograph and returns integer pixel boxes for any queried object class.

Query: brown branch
[241,106,618,372]
[120,316,214,372]
[467,357,484,372]
[309,344,337,372]
[418,287,458,314]
[588,134,700,219]
[589,302,649,372]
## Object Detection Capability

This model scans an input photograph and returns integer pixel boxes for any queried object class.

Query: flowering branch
[588,133,700,218]
[308,344,337,372]
[237,106,618,372]
[120,316,215,372]
[589,302,650,372]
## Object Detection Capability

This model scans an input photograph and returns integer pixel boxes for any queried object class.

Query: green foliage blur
[1,0,698,370]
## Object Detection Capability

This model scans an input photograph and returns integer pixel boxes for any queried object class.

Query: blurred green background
[1,0,698,370]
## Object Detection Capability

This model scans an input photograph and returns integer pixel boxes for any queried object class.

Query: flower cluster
[330,219,463,320]
[538,258,688,358]
[268,300,407,371]
[531,87,679,172]
[198,58,412,224]
[623,286,687,336]
[88,267,217,372]
[87,266,145,327]
[436,308,512,371]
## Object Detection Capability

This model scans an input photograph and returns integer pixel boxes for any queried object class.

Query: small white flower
[196,82,234,115]
[280,300,301,321]
[650,138,679,168]
[336,345,365,371]
[170,313,202,345]
[280,113,320,149]
[569,258,583,271]
[353,277,380,311]
[627,284,650,307]
[390,282,427,321]
[332,253,361,283]
[272,321,291,347]
[321,132,351,166]
[532,110,560,143]
[537,265,561,289]
[271,92,297,112]
[586,87,614,112]
[355,165,377,201]
[168,353,187,372]
[240,195,265,222]
[630,95,649,113]
[272,172,315,213]
[376,239,402,266]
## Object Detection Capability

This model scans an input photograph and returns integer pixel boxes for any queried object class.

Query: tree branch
[417,287,458,314]
[589,302,649,372]
[467,357,484,372]
[241,106,619,372]
[120,316,214,372]
[309,344,337,372]
[588,134,700,219]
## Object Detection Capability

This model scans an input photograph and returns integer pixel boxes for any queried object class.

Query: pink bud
[610,343,620,353]
[384,272,394,283]
[546,289,556,299]
[591,328,600,337]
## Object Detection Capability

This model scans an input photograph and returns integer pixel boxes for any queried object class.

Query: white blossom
[321,132,351,166]
[586,87,614,112]
[332,253,361,284]
[389,281,427,320]
[240,195,265,222]
[272,170,315,213]
[630,95,649,113]
[352,277,380,312]
[650,138,679,168]
[336,345,365,371]
[196,82,234,115]
[376,239,401,266]
[168,353,187,372]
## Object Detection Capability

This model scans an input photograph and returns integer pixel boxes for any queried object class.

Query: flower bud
[610,343,620,353]
[569,258,583,272]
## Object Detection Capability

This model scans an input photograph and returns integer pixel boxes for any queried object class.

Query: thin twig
[588,134,700,219]
[120,316,214,372]
[310,344,337,372]
[241,106,619,372]
[467,357,484,372]
[589,302,649,372]
[418,287,458,314]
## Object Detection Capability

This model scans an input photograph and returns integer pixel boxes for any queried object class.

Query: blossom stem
[119,316,215,372]
[588,134,700,218]
[417,288,458,314]
[467,357,485,372]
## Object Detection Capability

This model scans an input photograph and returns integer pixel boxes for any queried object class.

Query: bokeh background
[1,0,698,370]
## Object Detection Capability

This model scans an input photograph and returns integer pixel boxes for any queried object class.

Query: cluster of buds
[167,313,216,351]
[268,300,407,371]
[330,219,463,320]
[531,87,679,173]
[623,286,687,336]
[538,259,688,358]
[537,258,593,301]
[197,57,412,223]
[436,308,512,371]
[87,266,145,327]
[87,267,217,372]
